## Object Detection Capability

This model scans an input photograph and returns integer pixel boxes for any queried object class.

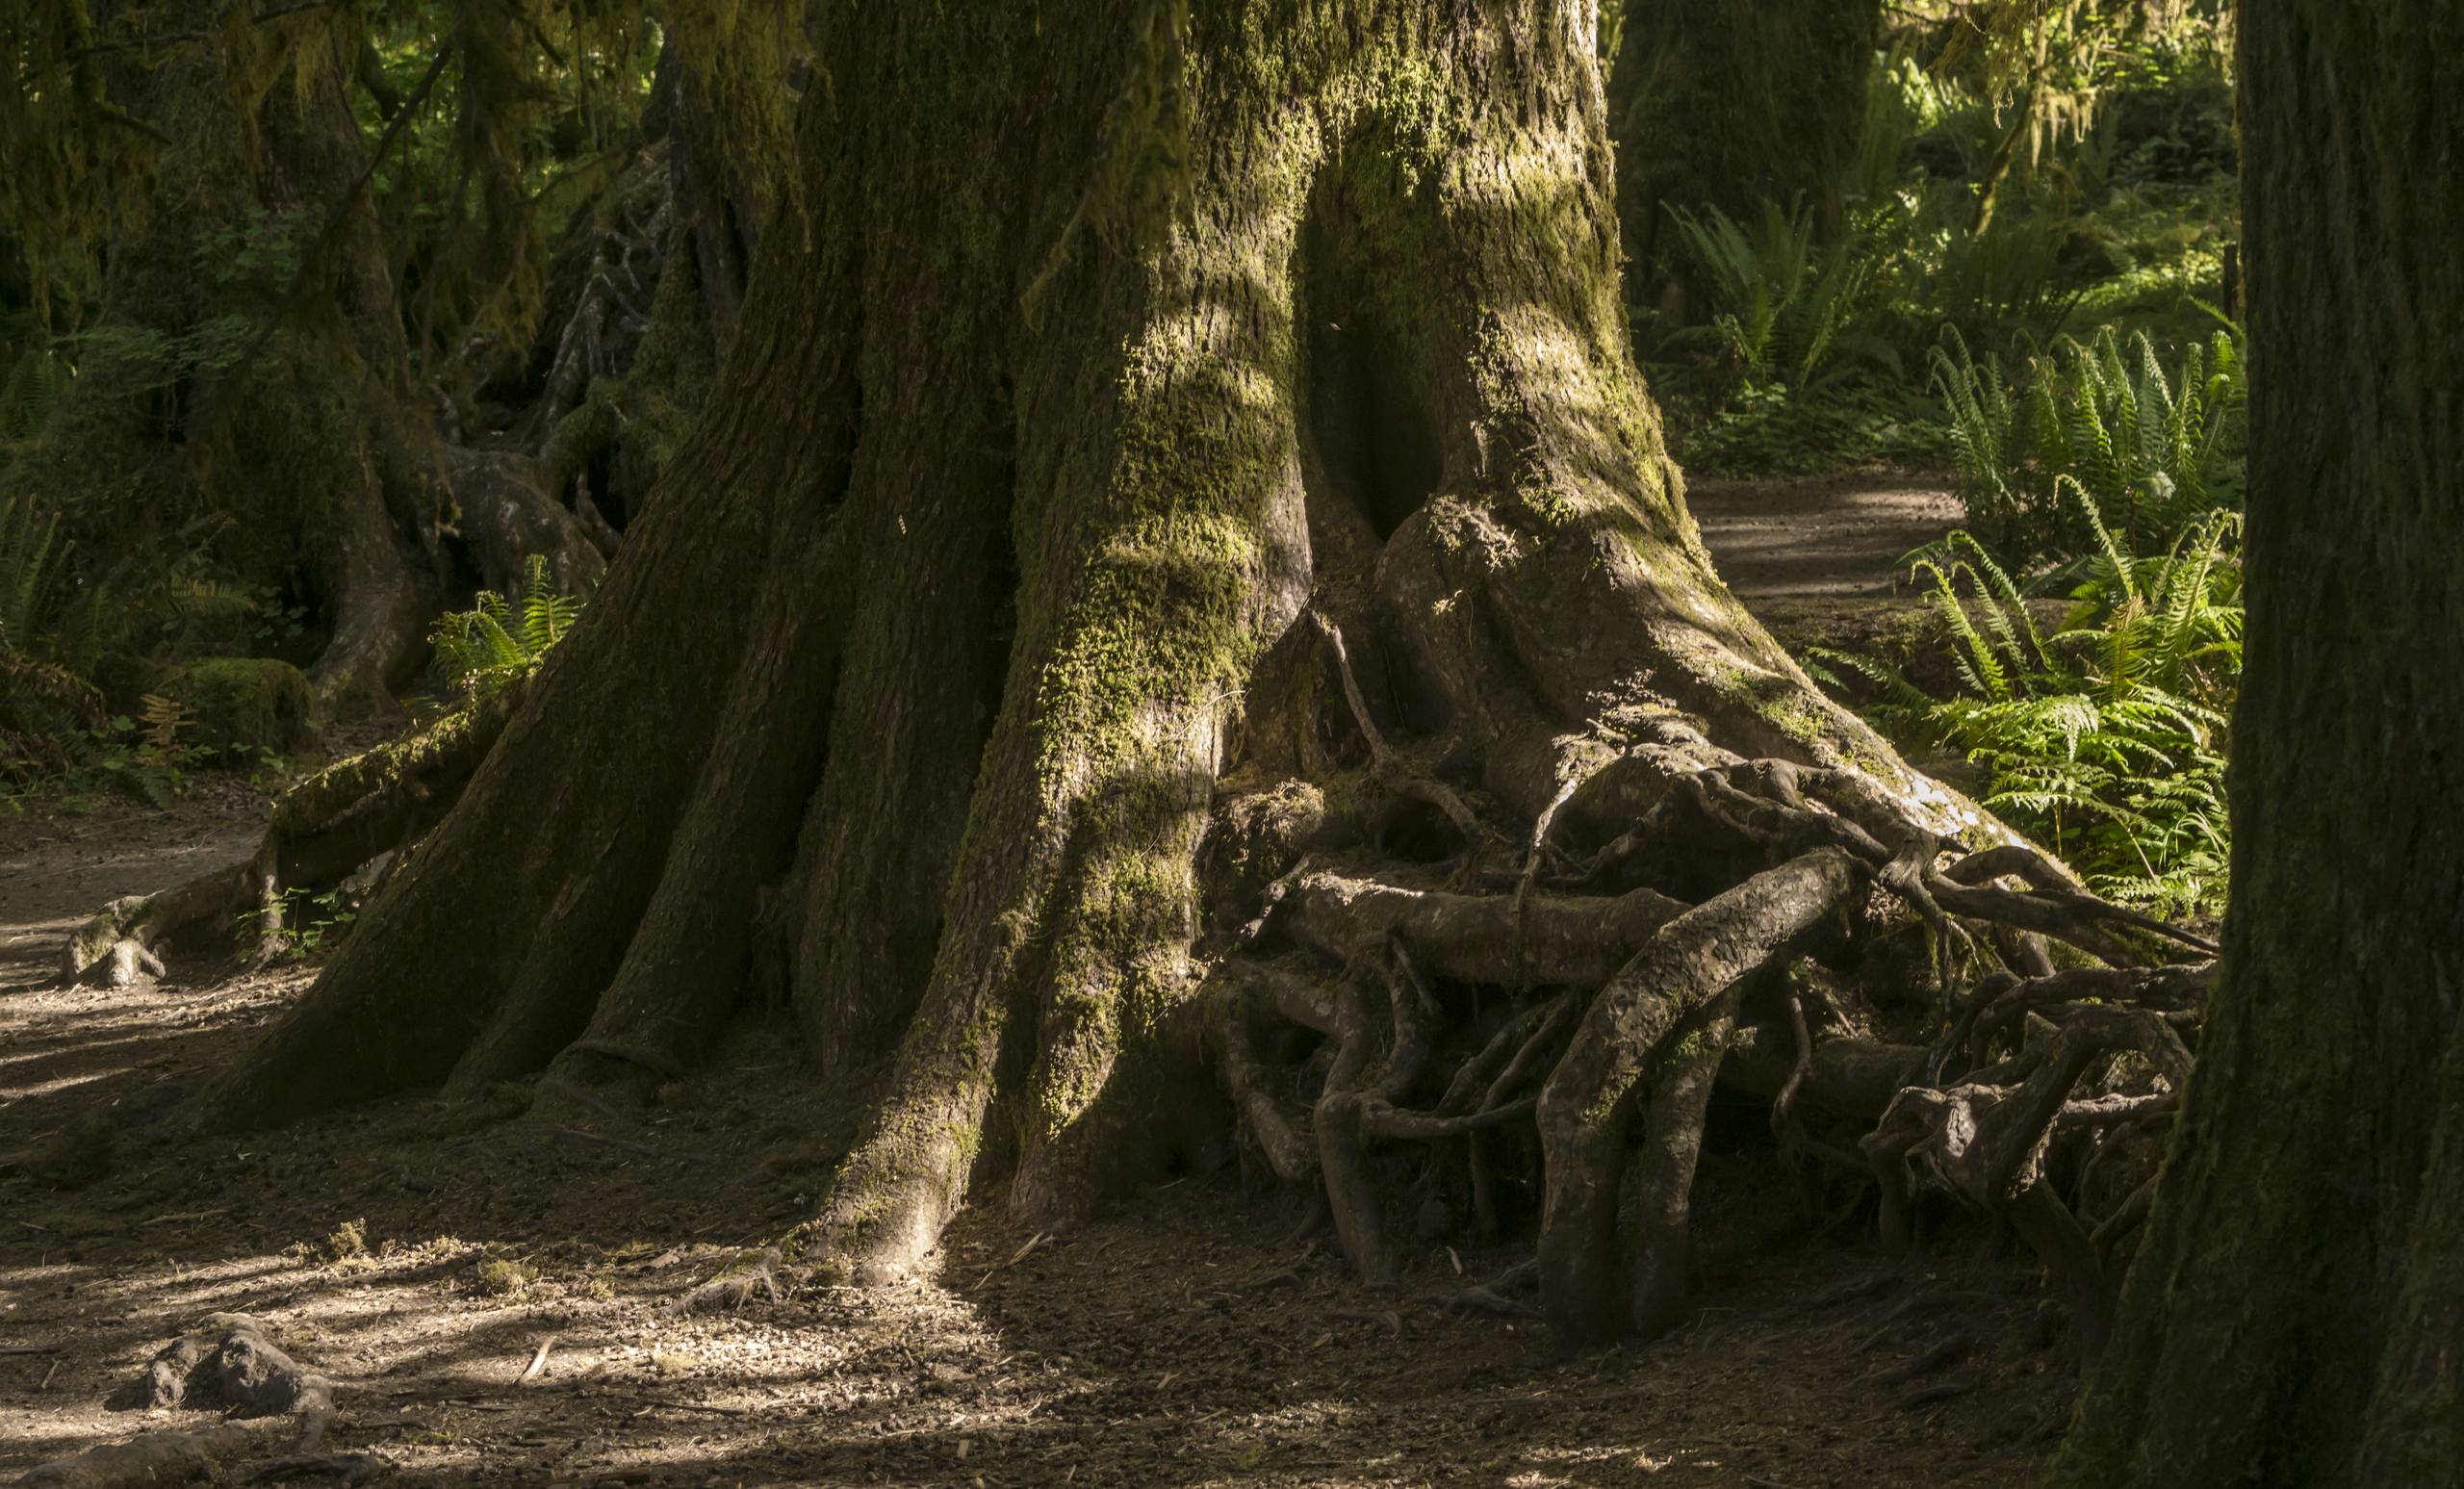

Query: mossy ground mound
[149,657,319,757]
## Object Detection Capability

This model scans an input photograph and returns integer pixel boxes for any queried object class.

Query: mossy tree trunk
[1607,0,1881,313]
[2047,4,2464,1483]
[206,0,2204,1344]
[19,11,598,714]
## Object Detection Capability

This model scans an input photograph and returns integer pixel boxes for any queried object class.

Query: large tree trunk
[1607,0,1881,312]
[204,0,2201,1346]
[18,10,599,714]
[2047,4,2464,1484]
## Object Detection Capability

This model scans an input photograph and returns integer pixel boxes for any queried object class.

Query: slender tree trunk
[2048,3,2464,1483]
[1607,0,1881,311]
[205,0,2191,1347]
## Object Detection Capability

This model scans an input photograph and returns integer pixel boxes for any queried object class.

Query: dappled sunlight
[5,937,2068,1487]
[0,0,2304,1479]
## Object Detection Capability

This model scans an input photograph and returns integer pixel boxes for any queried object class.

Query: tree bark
[2047,3,2464,1483]
[204,0,2144,1341]
[1607,0,1882,311]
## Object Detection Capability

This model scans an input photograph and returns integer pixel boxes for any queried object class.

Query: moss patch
[150,656,319,756]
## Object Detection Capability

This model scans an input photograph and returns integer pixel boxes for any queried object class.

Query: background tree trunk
[209,0,2143,1341]
[1607,0,1882,314]
[18,10,599,715]
[2047,3,2464,1483]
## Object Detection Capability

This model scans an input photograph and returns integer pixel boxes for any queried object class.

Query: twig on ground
[623,1395,750,1417]
[976,1230,1048,1287]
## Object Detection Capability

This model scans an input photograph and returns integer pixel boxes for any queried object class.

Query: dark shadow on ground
[3,757,2072,1488]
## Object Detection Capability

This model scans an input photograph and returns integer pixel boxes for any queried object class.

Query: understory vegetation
[1645,16,2238,478]
[429,553,585,706]
[1806,320,2246,916]
[1615,2,2248,917]
[0,2,739,801]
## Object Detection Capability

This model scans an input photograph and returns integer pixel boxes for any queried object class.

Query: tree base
[184,0,2219,1358]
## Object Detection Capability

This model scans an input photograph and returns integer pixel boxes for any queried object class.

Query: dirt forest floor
[0,478,2088,1489]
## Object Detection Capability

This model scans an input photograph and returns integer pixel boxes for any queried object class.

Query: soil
[3,478,2078,1489]
[1687,474,1961,603]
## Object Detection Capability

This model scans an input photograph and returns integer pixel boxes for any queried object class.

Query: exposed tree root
[16,1425,270,1489]
[1187,743,2214,1355]
[57,688,517,985]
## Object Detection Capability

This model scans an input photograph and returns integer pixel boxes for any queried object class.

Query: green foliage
[0,493,106,782]
[145,655,317,757]
[429,553,582,703]
[1934,321,2242,560]
[1665,200,1904,396]
[191,207,310,295]
[68,317,261,396]
[0,493,246,805]
[1652,180,2071,475]
[1816,500,2241,915]
[0,334,73,444]
[1655,13,2238,475]
[266,883,362,961]
[1676,379,1949,476]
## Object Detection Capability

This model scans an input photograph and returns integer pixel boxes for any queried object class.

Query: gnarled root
[56,687,518,986]
[1195,735,2217,1355]
[1536,848,1864,1344]
[21,1317,352,1489]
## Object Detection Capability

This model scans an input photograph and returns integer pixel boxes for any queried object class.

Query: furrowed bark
[503,515,846,1092]
[2051,2,2464,1480]
[202,193,860,1125]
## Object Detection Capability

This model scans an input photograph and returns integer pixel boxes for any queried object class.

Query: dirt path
[0,795,267,988]
[0,476,2080,1489]
[1,960,2070,1487]
[1688,473,1962,601]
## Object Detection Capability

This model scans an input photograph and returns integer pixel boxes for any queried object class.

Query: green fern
[1667,199,1903,395]
[0,341,71,444]
[1842,495,2240,915]
[431,553,584,702]
[1932,323,2244,563]
[0,494,106,782]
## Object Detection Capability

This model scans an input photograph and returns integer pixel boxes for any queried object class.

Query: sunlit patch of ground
[4,708,2072,1487]
[1686,474,1961,603]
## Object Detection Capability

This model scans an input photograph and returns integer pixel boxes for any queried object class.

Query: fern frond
[430,554,588,702]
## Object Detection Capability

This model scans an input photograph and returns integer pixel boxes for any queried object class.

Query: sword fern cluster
[1934,321,2242,561]
[1817,491,2240,915]
[429,553,582,705]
